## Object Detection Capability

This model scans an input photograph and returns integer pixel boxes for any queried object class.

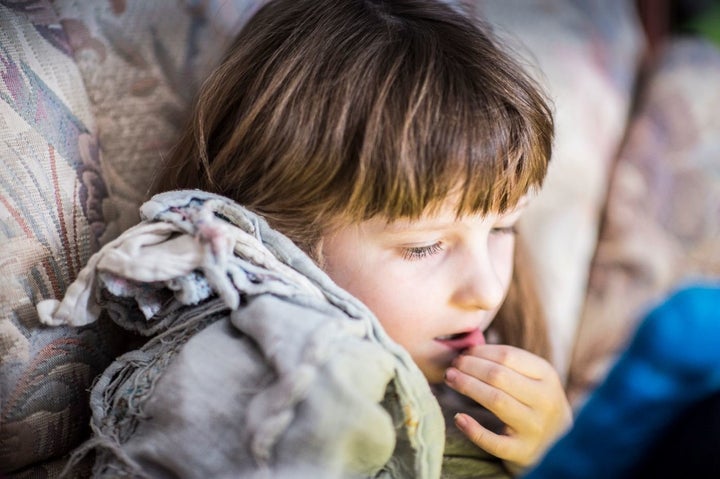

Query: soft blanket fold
[37,190,445,479]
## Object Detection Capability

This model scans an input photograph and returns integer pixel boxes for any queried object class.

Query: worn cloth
[37,190,446,478]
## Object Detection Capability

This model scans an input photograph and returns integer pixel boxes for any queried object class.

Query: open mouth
[435,328,486,350]
[435,332,469,341]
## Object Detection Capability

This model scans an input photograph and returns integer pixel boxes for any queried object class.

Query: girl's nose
[451,248,508,311]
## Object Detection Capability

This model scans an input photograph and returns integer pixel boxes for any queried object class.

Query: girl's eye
[491,225,518,235]
[400,242,444,261]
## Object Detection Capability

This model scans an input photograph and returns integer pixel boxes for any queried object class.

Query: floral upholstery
[0,3,118,474]
[0,1,261,475]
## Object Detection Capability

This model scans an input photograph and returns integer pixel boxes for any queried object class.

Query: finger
[464,344,555,380]
[452,354,540,407]
[445,367,530,429]
[454,412,518,461]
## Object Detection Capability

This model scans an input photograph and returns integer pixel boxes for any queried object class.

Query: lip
[435,328,486,351]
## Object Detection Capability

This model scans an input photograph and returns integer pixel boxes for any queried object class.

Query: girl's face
[322,198,526,383]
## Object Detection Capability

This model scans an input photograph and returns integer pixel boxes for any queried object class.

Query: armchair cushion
[0,1,261,474]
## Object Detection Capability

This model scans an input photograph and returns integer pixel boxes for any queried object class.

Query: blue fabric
[525,284,720,479]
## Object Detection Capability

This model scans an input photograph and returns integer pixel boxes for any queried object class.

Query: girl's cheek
[491,236,516,284]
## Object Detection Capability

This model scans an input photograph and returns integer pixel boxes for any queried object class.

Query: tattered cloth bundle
[37,190,445,479]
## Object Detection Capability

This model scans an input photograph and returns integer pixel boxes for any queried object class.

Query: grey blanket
[38,190,445,478]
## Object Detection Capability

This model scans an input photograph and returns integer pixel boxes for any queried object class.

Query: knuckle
[468,426,489,446]
[454,354,471,370]
[450,369,471,393]
[485,364,504,386]
[533,393,553,411]
[495,345,512,364]
[487,388,507,410]
[525,416,544,437]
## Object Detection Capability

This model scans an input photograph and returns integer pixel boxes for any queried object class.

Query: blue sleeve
[524,284,720,479]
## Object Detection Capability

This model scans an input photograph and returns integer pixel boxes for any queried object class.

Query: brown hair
[152,0,553,360]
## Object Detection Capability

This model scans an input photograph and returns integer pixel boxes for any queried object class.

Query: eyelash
[400,226,517,261]
[401,242,444,261]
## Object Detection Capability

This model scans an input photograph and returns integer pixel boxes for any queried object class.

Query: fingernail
[454,413,467,428]
[444,367,458,383]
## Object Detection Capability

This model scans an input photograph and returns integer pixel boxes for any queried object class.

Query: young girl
[151,0,572,475]
[39,0,570,477]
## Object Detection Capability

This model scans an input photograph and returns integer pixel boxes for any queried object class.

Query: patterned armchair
[1,1,718,476]
[0,1,260,475]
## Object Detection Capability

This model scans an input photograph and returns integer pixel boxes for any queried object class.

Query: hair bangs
[340,22,552,224]
[455,98,552,217]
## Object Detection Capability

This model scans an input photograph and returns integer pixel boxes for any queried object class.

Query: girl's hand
[444,344,572,475]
